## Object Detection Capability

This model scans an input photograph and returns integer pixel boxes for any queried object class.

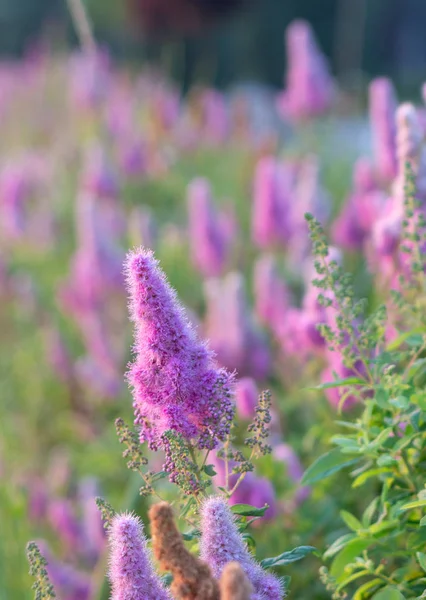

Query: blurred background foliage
[2,0,426,92]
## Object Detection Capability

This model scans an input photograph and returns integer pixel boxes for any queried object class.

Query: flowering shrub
[1,3,426,599]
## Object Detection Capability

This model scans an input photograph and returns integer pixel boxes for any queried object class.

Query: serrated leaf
[340,510,362,532]
[260,545,316,569]
[231,504,268,517]
[301,449,360,485]
[371,586,406,599]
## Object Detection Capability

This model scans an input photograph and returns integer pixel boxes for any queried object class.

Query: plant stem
[66,0,96,54]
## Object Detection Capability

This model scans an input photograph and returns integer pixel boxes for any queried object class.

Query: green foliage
[304,166,426,598]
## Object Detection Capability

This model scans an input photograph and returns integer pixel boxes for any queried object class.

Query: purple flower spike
[369,78,398,183]
[47,499,82,552]
[253,254,290,329]
[277,20,335,122]
[187,178,229,277]
[272,443,310,504]
[125,248,235,450]
[108,513,172,600]
[39,542,91,600]
[68,48,111,112]
[204,272,271,379]
[200,497,284,599]
[235,377,259,421]
[252,156,292,250]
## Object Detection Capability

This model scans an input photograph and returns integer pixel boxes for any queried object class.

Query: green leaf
[375,387,389,408]
[362,497,379,527]
[377,455,398,467]
[352,468,393,488]
[371,586,406,600]
[340,510,362,532]
[399,499,426,512]
[417,552,426,573]
[301,449,361,485]
[307,377,365,391]
[366,428,393,450]
[241,532,256,550]
[202,464,217,477]
[368,520,399,537]
[331,436,359,450]
[161,572,173,587]
[354,578,383,599]
[230,504,268,517]
[420,516,426,527]
[182,529,200,541]
[389,396,409,410]
[386,328,424,351]
[330,539,374,581]
[260,546,316,569]
[323,533,357,559]
[336,569,370,592]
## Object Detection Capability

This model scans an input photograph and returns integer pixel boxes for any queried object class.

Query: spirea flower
[125,248,235,450]
[187,178,229,277]
[203,272,271,379]
[277,20,335,122]
[200,496,284,599]
[235,377,259,421]
[220,561,253,600]
[253,254,290,329]
[108,513,172,600]
[252,156,292,249]
[369,78,398,183]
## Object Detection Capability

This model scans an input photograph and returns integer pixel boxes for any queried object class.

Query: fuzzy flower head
[253,254,291,329]
[252,156,292,250]
[125,248,235,451]
[187,177,229,277]
[369,78,398,183]
[203,272,271,380]
[108,512,172,600]
[277,19,335,122]
[200,496,284,600]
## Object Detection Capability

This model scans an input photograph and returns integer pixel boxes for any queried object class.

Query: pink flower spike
[235,377,258,421]
[125,248,235,450]
[369,78,398,183]
[108,513,172,600]
[187,178,228,277]
[277,19,335,122]
[200,496,284,600]
[253,253,290,329]
[252,156,292,250]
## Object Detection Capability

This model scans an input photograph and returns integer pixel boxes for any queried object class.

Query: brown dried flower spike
[220,562,253,600]
[149,502,220,600]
